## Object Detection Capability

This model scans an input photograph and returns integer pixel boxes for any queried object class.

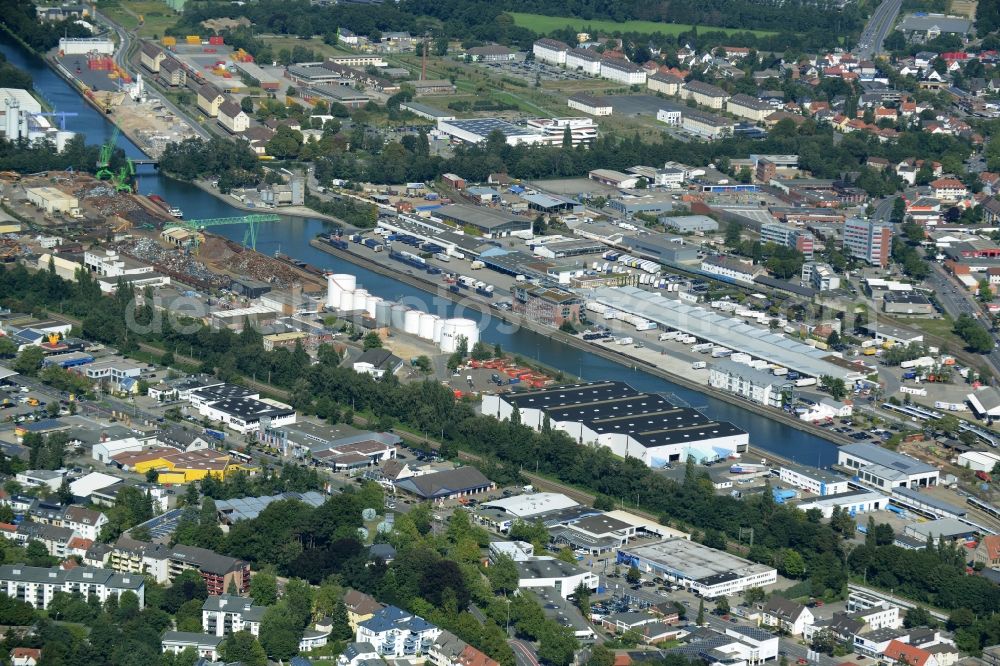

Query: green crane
[111,157,135,192]
[170,214,283,251]
[95,126,121,181]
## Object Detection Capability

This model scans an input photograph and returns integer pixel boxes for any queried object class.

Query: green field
[509,12,778,37]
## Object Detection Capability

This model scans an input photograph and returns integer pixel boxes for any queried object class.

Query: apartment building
[111,538,250,595]
[0,564,145,609]
[843,217,891,267]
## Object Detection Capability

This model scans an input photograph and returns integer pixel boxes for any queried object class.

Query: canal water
[1,34,839,465]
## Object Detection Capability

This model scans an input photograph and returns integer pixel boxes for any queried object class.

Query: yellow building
[112,447,256,483]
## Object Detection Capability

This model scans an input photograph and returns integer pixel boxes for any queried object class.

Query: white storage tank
[339,289,354,311]
[365,295,380,318]
[418,313,437,340]
[440,318,479,353]
[390,304,407,330]
[353,289,369,312]
[327,273,356,308]
[404,309,421,335]
[432,318,444,343]
[326,274,339,308]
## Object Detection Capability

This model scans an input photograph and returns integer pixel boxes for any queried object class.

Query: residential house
[883,640,937,666]
[202,594,266,637]
[975,534,1000,567]
[10,648,41,666]
[345,589,384,630]
[356,605,442,658]
[930,178,968,202]
[161,632,224,661]
[761,597,814,635]
[0,564,145,609]
[352,348,403,378]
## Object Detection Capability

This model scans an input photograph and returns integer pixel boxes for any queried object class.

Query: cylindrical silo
[376,301,392,327]
[339,289,354,311]
[325,274,340,309]
[391,304,407,330]
[440,318,479,353]
[353,289,369,312]
[330,273,358,291]
[366,296,380,318]
[418,313,436,340]
[432,318,444,343]
[404,309,421,335]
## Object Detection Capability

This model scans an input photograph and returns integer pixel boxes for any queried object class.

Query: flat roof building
[588,287,864,381]
[437,118,544,146]
[838,443,939,489]
[618,539,777,598]
[482,381,747,467]
[434,204,532,238]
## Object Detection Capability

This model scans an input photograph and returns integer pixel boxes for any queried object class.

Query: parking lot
[479,59,593,83]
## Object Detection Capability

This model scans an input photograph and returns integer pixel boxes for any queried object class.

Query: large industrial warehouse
[618,539,777,598]
[588,286,865,382]
[481,381,748,467]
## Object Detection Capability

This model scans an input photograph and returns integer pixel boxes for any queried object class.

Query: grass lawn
[259,35,352,59]
[894,316,968,351]
[117,0,180,39]
[509,12,779,37]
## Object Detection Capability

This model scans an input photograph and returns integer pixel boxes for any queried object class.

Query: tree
[12,346,44,376]
[330,601,353,640]
[725,221,742,247]
[820,375,847,400]
[260,604,303,660]
[625,565,641,585]
[413,355,432,373]
[471,342,492,361]
[715,597,730,615]
[572,581,591,614]
[743,587,766,605]
[488,554,519,595]
[905,606,938,629]
[250,570,278,606]
[826,330,841,347]
[696,599,705,625]
[980,280,994,303]
[221,631,267,666]
[0,336,17,358]
[240,97,255,114]
[362,331,383,350]
[589,643,615,666]
[780,549,806,578]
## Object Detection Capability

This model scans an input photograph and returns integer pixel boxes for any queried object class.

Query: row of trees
[158,137,263,193]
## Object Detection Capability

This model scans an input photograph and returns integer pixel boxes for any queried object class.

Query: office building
[779,464,849,496]
[759,223,815,259]
[843,218,891,267]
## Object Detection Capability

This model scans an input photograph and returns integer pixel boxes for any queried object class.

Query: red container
[209,35,224,45]
[203,48,217,54]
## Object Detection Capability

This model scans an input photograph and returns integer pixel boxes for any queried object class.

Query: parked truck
[691,361,707,370]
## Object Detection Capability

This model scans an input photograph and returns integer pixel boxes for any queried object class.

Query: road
[871,196,898,222]
[926,263,1000,377]
[855,0,903,59]
[509,639,541,666]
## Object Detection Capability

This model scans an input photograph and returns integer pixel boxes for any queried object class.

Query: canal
[1,33,839,465]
